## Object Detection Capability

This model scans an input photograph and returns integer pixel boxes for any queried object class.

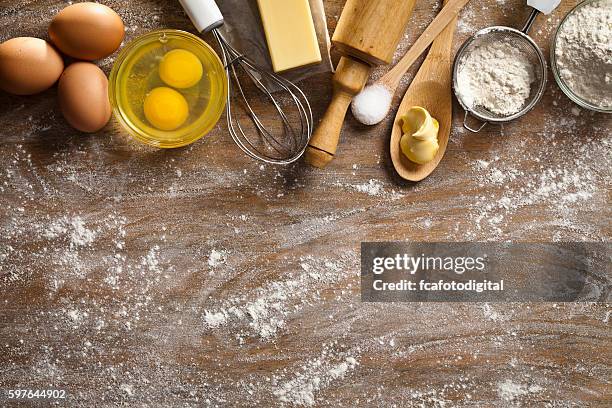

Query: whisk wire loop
[211,30,312,164]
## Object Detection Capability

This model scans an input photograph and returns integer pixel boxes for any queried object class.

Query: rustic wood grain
[1,0,611,407]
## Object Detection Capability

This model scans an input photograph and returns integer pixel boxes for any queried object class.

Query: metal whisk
[179,0,313,164]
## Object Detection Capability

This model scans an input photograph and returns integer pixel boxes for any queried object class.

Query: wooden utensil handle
[429,0,457,60]
[305,57,371,169]
[381,0,470,90]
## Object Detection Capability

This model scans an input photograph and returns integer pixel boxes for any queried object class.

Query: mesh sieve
[452,13,548,132]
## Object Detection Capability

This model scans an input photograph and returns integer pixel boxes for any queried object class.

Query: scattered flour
[120,383,135,397]
[497,379,543,401]
[203,311,227,328]
[343,179,404,200]
[354,179,384,196]
[66,309,83,324]
[44,216,98,249]
[480,303,504,322]
[273,352,359,406]
[468,126,610,240]
[201,256,352,340]
[207,249,227,268]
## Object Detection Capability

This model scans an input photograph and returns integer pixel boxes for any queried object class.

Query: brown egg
[49,2,125,60]
[58,62,111,133]
[0,37,64,95]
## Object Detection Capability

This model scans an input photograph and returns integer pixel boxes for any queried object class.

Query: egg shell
[58,62,111,133]
[0,37,64,95]
[49,2,125,60]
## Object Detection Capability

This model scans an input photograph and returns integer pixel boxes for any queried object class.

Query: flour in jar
[457,39,536,116]
[555,0,612,108]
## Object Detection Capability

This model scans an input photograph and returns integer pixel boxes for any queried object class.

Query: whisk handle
[306,57,371,169]
[178,0,224,33]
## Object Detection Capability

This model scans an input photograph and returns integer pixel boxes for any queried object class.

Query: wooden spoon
[377,0,469,107]
[390,0,458,182]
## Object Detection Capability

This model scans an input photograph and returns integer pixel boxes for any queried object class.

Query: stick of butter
[256,0,322,73]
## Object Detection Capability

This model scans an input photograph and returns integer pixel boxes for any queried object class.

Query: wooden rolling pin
[305,0,417,169]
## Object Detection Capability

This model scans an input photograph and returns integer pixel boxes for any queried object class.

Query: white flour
[273,354,359,406]
[457,39,535,115]
[207,249,227,268]
[497,379,543,402]
[555,0,612,108]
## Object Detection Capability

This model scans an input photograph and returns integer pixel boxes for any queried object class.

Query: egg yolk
[144,87,189,131]
[159,49,203,89]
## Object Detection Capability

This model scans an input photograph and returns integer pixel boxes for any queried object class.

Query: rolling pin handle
[305,57,371,169]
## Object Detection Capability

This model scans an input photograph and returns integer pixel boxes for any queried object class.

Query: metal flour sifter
[178,0,313,164]
[452,0,562,132]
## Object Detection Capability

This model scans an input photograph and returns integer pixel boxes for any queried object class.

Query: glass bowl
[551,0,612,113]
[109,30,228,148]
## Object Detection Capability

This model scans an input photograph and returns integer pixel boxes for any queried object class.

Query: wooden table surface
[1,0,610,406]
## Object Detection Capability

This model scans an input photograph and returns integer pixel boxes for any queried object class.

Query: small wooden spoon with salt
[390,0,458,182]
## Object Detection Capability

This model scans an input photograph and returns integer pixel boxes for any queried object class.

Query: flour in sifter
[457,39,535,116]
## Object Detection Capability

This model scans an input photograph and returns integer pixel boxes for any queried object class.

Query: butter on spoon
[400,106,440,165]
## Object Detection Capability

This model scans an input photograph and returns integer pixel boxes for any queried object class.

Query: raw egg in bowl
[109,30,227,148]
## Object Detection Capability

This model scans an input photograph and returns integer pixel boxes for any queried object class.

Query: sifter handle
[527,0,562,15]
[178,0,224,33]
[521,8,540,33]
[463,111,487,133]
[522,0,562,32]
